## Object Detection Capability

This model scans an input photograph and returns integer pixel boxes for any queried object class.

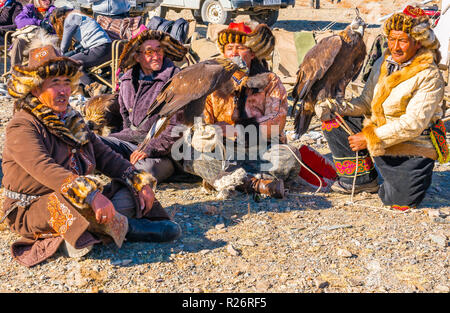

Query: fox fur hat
[118,28,187,71]
[216,22,275,60]
[7,30,82,99]
[382,10,440,52]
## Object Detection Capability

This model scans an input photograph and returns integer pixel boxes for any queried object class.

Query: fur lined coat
[332,49,445,159]
[109,58,183,157]
[1,97,169,266]
[203,71,288,141]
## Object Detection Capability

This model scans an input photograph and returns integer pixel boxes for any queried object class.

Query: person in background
[49,7,112,94]
[88,0,130,20]
[9,0,55,67]
[0,0,23,37]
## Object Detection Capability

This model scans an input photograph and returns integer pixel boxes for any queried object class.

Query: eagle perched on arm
[292,9,367,136]
[136,56,248,151]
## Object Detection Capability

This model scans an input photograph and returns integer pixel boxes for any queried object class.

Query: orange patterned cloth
[47,193,76,236]
[203,72,288,140]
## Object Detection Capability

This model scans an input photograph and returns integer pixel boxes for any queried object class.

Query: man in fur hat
[101,28,188,184]
[180,22,300,199]
[315,9,446,211]
[1,40,181,267]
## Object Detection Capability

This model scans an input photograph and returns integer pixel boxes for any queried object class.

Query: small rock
[226,244,241,256]
[155,278,164,283]
[348,277,364,287]
[389,237,399,244]
[256,281,272,291]
[193,288,204,293]
[429,234,448,247]
[427,209,442,219]
[433,217,449,224]
[319,224,353,231]
[121,259,132,266]
[215,223,225,230]
[435,285,449,293]
[239,239,256,247]
[316,280,329,289]
[337,248,353,258]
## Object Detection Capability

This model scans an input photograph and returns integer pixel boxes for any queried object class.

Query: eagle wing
[146,59,238,121]
[292,35,343,102]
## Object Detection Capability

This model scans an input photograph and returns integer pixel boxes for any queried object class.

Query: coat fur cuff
[124,169,157,193]
[62,175,104,209]
[362,121,385,157]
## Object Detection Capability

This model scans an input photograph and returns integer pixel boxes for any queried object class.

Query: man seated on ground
[315,10,446,211]
[100,28,188,184]
[1,41,181,267]
[49,7,112,96]
[10,0,55,67]
[181,22,300,199]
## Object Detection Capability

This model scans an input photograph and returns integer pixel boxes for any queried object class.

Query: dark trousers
[71,42,112,86]
[100,136,175,183]
[322,116,435,208]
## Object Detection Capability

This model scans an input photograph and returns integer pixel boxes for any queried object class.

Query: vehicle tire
[191,9,204,24]
[148,5,167,20]
[201,0,232,25]
[250,10,279,27]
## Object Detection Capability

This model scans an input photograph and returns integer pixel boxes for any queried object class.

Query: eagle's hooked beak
[231,56,249,74]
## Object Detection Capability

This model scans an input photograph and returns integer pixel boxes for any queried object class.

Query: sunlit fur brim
[217,24,275,60]
[382,13,440,50]
[7,57,83,99]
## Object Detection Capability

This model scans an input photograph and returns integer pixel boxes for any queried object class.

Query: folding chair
[85,39,126,92]
[2,30,14,81]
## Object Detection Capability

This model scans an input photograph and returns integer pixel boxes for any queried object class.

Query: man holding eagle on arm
[295,7,446,211]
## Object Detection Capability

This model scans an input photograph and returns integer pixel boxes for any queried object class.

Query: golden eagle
[137,57,247,151]
[292,9,367,136]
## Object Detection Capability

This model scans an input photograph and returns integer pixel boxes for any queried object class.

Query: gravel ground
[0,1,448,293]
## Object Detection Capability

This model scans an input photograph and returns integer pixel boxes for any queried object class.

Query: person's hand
[130,150,148,164]
[138,185,155,216]
[348,132,368,151]
[91,192,116,224]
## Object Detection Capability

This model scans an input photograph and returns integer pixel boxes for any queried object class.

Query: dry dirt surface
[0,1,448,293]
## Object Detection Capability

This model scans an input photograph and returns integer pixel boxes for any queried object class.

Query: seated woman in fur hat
[181,22,300,199]
[1,42,181,267]
[100,29,188,184]
[315,9,446,211]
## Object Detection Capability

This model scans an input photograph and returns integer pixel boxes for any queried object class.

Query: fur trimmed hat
[382,11,440,51]
[217,22,275,60]
[7,32,82,99]
[118,28,188,71]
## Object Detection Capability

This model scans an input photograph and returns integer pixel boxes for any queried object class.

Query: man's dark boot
[237,175,285,199]
[126,219,182,242]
